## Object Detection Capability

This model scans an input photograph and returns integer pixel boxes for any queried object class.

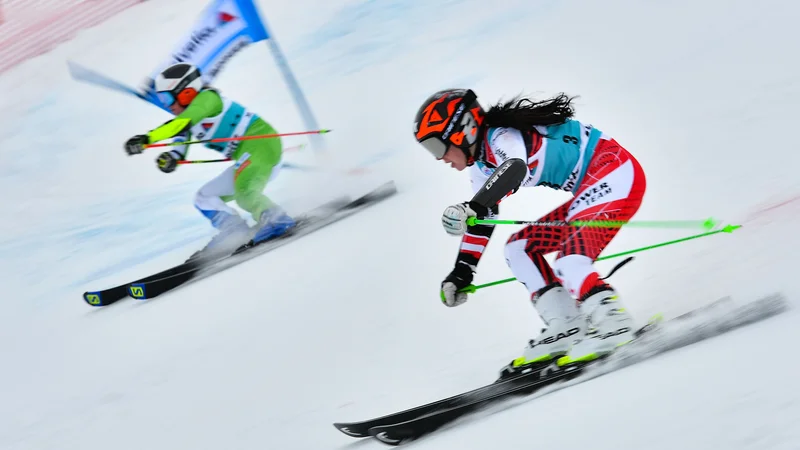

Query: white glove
[441,203,476,236]
[440,282,469,307]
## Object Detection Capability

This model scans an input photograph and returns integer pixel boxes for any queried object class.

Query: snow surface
[1,0,800,449]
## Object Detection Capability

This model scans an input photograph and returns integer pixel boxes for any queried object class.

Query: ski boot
[498,283,585,380]
[557,287,636,366]
[189,213,251,262]
[252,205,296,244]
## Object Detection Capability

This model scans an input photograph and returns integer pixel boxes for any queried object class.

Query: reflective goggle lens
[420,137,447,159]
[156,91,175,106]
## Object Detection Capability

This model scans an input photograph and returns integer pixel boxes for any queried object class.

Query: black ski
[126,215,323,300]
[83,213,337,307]
[333,370,546,438]
[83,181,397,306]
[367,361,586,445]
[83,262,202,307]
[334,322,656,441]
[336,293,787,446]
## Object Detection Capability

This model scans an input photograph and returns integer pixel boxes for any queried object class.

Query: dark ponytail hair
[483,93,577,130]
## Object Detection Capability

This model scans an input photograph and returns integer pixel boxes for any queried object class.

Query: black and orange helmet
[413,89,485,161]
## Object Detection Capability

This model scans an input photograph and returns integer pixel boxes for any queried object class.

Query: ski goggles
[156,91,175,106]
[156,88,198,108]
[419,137,449,160]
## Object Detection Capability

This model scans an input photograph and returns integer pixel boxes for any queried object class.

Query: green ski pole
[466,217,719,231]
[459,224,741,294]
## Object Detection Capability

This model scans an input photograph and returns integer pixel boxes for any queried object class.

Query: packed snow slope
[1,0,799,449]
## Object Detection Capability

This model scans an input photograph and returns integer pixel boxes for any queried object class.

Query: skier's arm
[454,202,499,272]
[146,90,224,158]
[440,131,530,306]
[451,154,529,269]
[440,161,516,307]
[452,163,498,268]
[474,128,532,206]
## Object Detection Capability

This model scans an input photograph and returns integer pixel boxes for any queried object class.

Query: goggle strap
[441,89,477,143]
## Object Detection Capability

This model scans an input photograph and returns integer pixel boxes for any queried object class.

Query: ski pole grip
[459,284,478,294]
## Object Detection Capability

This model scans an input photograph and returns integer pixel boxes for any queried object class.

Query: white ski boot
[189,213,251,262]
[501,284,585,377]
[557,287,636,366]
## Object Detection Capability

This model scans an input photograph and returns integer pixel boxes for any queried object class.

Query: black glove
[125,135,149,155]
[467,201,491,218]
[156,151,181,173]
[440,262,475,307]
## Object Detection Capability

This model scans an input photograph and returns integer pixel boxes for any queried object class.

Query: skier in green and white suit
[124,63,295,256]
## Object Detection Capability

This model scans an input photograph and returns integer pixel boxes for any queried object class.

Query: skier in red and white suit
[412,89,646,371]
